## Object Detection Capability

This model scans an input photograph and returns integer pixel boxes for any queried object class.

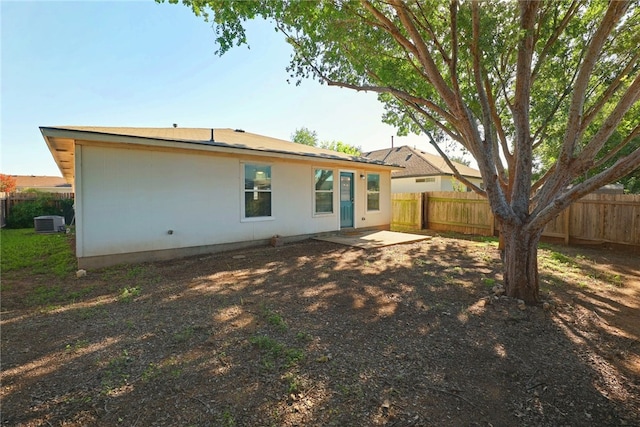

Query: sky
[1,0,439,177]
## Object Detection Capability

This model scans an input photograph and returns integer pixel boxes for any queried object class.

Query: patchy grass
[1,228,75,277]
[2,235,639,427]
[250,335,305,370]
[119,286,142,302]
[100,350,134,396]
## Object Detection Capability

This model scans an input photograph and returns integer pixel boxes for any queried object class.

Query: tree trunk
[501,224,543,304]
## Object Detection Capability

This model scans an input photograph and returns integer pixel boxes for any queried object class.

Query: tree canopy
[291,127,362,155]
[290,127,318,147]
[0,174,17,194]
[162,0,640,303]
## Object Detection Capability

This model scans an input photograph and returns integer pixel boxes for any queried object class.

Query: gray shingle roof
[41,126,399,182]
[363,146,481,179]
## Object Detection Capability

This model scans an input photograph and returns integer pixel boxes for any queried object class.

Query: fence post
[418,193,423,229]
[563,205,571,245]
[422,193,429,230]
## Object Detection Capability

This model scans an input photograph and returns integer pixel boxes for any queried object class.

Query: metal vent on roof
[234,129,245,133]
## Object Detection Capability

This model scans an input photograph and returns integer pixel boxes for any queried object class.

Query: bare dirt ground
[2,233,639,426]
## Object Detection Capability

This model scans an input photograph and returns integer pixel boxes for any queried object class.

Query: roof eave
[40,127,401,176]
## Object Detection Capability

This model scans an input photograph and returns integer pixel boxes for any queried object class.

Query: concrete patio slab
[314,230,431,249]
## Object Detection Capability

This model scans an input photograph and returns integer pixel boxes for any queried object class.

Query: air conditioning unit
[34,215,66,233]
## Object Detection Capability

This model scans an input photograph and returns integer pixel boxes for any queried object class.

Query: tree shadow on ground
[2,237,638,426]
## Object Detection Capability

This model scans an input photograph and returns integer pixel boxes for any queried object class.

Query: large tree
[162,0,640,304]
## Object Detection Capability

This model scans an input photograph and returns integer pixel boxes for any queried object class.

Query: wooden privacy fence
[391,191,640,247]
[391,192,423,230]
[0,192,75,227]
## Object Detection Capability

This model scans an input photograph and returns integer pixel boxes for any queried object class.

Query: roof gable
[363,146,481,179]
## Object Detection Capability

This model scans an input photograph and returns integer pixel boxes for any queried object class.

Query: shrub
[5,192,74,229]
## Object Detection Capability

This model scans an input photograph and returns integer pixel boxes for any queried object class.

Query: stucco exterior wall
[391,176,483,193]
[75,144,390,263]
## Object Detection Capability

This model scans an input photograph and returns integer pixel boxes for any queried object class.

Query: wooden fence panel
[2,192,75,225]
[541,209,570,244]
[425,192,494,236]
[391,191,640,247]
[0,195,6,227]
[391,193,422,230]
[568,194,640,246]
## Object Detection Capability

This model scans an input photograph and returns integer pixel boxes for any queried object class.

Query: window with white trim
[367,173,380,211]
[314,169,334,214]
[243,164,272,218]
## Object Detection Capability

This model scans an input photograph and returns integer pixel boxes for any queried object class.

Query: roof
[363,145,482,179]
[41,126,399,182]
[13,175,71,189]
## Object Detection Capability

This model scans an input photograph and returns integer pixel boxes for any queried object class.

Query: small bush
[5,192,74,229]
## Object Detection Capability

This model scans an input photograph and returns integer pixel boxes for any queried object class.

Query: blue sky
[1,0,434,177]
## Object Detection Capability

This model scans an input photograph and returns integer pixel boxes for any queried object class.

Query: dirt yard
[2,233,639,426]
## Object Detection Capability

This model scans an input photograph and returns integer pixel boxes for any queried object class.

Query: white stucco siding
[76,144,391,258]
[391,176,445,193]
[353,170,391,229]
[77,145,241,257]
[391,176,483,193]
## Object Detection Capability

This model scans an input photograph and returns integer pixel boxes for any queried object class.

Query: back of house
[41,126,397,268]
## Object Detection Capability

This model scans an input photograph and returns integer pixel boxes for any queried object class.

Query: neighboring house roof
[41,126,400,182]
[14,175,72,190]
[363,145,482,179]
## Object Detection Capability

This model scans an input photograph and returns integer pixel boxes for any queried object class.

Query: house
[41,126,397,268]
[13,175,73,193]
[363,145,483,193]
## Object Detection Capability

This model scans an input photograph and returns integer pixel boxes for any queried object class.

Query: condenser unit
[34,215,66,233]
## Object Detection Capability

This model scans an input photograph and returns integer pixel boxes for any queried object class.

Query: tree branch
[581,53,640,130]
[536,0,631,214]
[530,0,580,83]
[558,0,630,165]
[528,147,640,232]
[510,0,539,218]
[403,106,486,196]
[411,1,451,65]
[574,71,640,173]
[359,0,421,59]
[531,163,556,196]
[449,0,461,97]
[591,123,640,170]
[471,2,494,144]
[484,76,512,165]
[384,0,459,111]
[407,103,465,144]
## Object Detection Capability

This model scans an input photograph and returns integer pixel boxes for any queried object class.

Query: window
[243,164,272,218]
[367,173,380,211]
[314,169,334,214]
[416,177,436,183]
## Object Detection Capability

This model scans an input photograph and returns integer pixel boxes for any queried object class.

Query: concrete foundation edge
[77,225,389,269]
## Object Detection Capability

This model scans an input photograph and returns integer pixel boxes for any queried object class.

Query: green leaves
[291,126,361,155]
[164,0,640,196]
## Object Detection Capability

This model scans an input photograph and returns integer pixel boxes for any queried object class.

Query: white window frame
[366,172,381,212]
[313,168,335,216]
[241,162,274,222]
